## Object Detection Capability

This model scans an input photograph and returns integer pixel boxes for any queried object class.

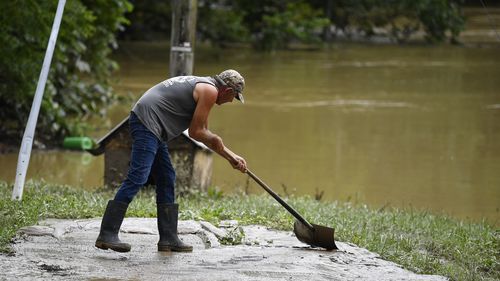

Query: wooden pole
[170,0,197,77]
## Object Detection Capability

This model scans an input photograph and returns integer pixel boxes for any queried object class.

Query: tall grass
[0,181,498,281]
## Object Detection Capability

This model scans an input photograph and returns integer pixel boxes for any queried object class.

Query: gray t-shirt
[132,76,216,142]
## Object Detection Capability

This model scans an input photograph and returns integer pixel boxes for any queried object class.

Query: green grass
[0,181,498,281]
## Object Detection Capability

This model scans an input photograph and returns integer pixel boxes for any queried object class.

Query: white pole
[12,0,67,200]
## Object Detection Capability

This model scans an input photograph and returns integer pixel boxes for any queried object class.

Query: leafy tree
[229,0,330,50]
[122,0,328,51]
[0,0,132,145]
[117,0,171,41]
[256,1,330,50]
[119,0,465,48]
[416,0,465,43]
[197,1,249,47]
[311,0,465,43]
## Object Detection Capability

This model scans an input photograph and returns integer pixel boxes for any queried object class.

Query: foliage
[416,0,465,43]
[117,0,171,41]
[120,0,466,48]
[123,0,330,50]
[255,2,330,50]
[197,1,249,48]
[223,0,330,50]
[1,181,498,280]
[312,0,465,43]
[0,0,131,145]
[219,227,245,245]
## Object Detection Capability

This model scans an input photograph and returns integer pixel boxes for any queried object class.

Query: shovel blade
[293,220,338,250]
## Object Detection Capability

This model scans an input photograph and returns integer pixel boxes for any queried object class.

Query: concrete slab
[0,218,447,281]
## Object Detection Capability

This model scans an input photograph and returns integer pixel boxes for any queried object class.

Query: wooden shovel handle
[223,148,314,230]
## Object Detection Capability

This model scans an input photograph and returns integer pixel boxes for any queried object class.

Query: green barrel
[63,137,94,150]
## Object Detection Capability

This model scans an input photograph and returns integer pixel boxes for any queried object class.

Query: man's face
[216,87,236,105]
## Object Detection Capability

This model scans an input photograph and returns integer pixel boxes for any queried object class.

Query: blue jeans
[114,112,176,204]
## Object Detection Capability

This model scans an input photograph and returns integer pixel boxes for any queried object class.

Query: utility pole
[170,0,197,77]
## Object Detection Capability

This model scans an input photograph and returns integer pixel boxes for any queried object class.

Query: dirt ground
[0,218,447,281]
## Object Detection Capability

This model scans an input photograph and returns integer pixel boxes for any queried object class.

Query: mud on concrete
[0,218,447,281]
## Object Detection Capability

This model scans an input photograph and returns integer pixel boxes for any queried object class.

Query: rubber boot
[95,200,131,252]
[157,203,193,252]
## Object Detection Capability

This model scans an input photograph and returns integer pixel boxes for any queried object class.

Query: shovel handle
[246,170,314,230]
[222,148,314,230]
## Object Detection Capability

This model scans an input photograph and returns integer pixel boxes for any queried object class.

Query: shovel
[224,149,338,250]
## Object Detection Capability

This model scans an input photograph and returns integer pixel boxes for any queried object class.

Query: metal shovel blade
[293,220,338,250]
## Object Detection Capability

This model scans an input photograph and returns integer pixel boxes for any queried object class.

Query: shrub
[0,0,132,145]
[319,0,465,43]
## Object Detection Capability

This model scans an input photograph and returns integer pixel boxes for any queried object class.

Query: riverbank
[0,181,498,280]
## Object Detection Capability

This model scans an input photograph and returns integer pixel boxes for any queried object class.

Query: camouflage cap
[218,69,245,103]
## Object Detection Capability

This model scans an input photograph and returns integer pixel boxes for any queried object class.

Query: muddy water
[1,10,499,223]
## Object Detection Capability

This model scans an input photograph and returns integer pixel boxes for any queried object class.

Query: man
[95,69,247,253]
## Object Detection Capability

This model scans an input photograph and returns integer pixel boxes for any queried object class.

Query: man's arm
[188,83,247,172]
[188,83,222,152]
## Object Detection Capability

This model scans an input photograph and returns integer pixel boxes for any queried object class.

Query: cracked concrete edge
[17,218,236,249]
[199,221,228,238]
[195,228,221,248]
[19,219,93,240]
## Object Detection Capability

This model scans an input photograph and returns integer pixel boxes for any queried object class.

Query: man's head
[216,69,245,103]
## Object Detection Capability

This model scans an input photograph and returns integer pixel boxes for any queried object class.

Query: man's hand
[221,147,247,173]
[230,154,247,173]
